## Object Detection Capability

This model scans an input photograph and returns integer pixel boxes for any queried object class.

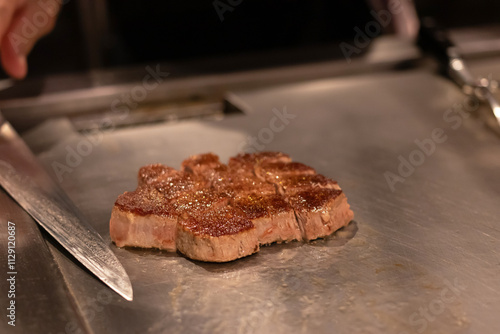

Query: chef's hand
[0,0,61,79]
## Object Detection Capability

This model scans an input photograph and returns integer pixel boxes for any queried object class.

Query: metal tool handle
[417,17,500,135]
[418,17,476,87]
[418,17,456,67]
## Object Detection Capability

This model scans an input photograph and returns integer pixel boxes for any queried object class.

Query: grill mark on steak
[109,152,354,262]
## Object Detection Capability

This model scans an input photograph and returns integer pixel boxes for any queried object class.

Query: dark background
[1,0,499,79]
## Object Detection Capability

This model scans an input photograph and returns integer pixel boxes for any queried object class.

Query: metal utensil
[0,112,133,301]
[418,17,500,135]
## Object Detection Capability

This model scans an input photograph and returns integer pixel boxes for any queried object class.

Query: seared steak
[212,172,277,198]
[254,161,316,183]
[232,193,301,244]
[176,207,259,262]
[153,171,208,200]
[273,174,340,196]
[109,152,354,262]
[228,152,291,172]
[171,189,230,214]
[182,153,228,175]
[110,187,178,251]
[287,188,354,241]
[138,164,178,186]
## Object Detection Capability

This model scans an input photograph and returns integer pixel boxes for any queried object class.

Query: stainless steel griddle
[2,39,500,334]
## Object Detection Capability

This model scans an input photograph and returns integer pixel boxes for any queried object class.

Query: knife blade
[0,112,133,301]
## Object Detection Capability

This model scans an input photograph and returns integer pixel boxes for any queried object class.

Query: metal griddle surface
[29,65,500,334]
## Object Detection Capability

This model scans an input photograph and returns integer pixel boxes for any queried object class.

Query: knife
[418,17,500,135]
[0,111,133,301]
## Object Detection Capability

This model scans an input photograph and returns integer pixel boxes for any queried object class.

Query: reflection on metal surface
[481,88,500,133]
[0,189,88,333]
[493,106,500,118]
[451,58,464,71]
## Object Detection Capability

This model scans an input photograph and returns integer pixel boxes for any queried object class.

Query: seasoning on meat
[176,207,259,262]
[110,152,354,262]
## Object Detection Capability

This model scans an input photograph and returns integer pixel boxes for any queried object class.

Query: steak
[109,152,354,262]
[110,187,178,251]
[228,152,291,172]
[176,207,259,262]
[181,153,228,176]
[138,164,179,186]
[254,161,316,183]
[232,193,301,245]
[153,170,208,200]
[212,172,277,198]
[287,188,354,241]
[171,189,230,214]
[273,174,340,196]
